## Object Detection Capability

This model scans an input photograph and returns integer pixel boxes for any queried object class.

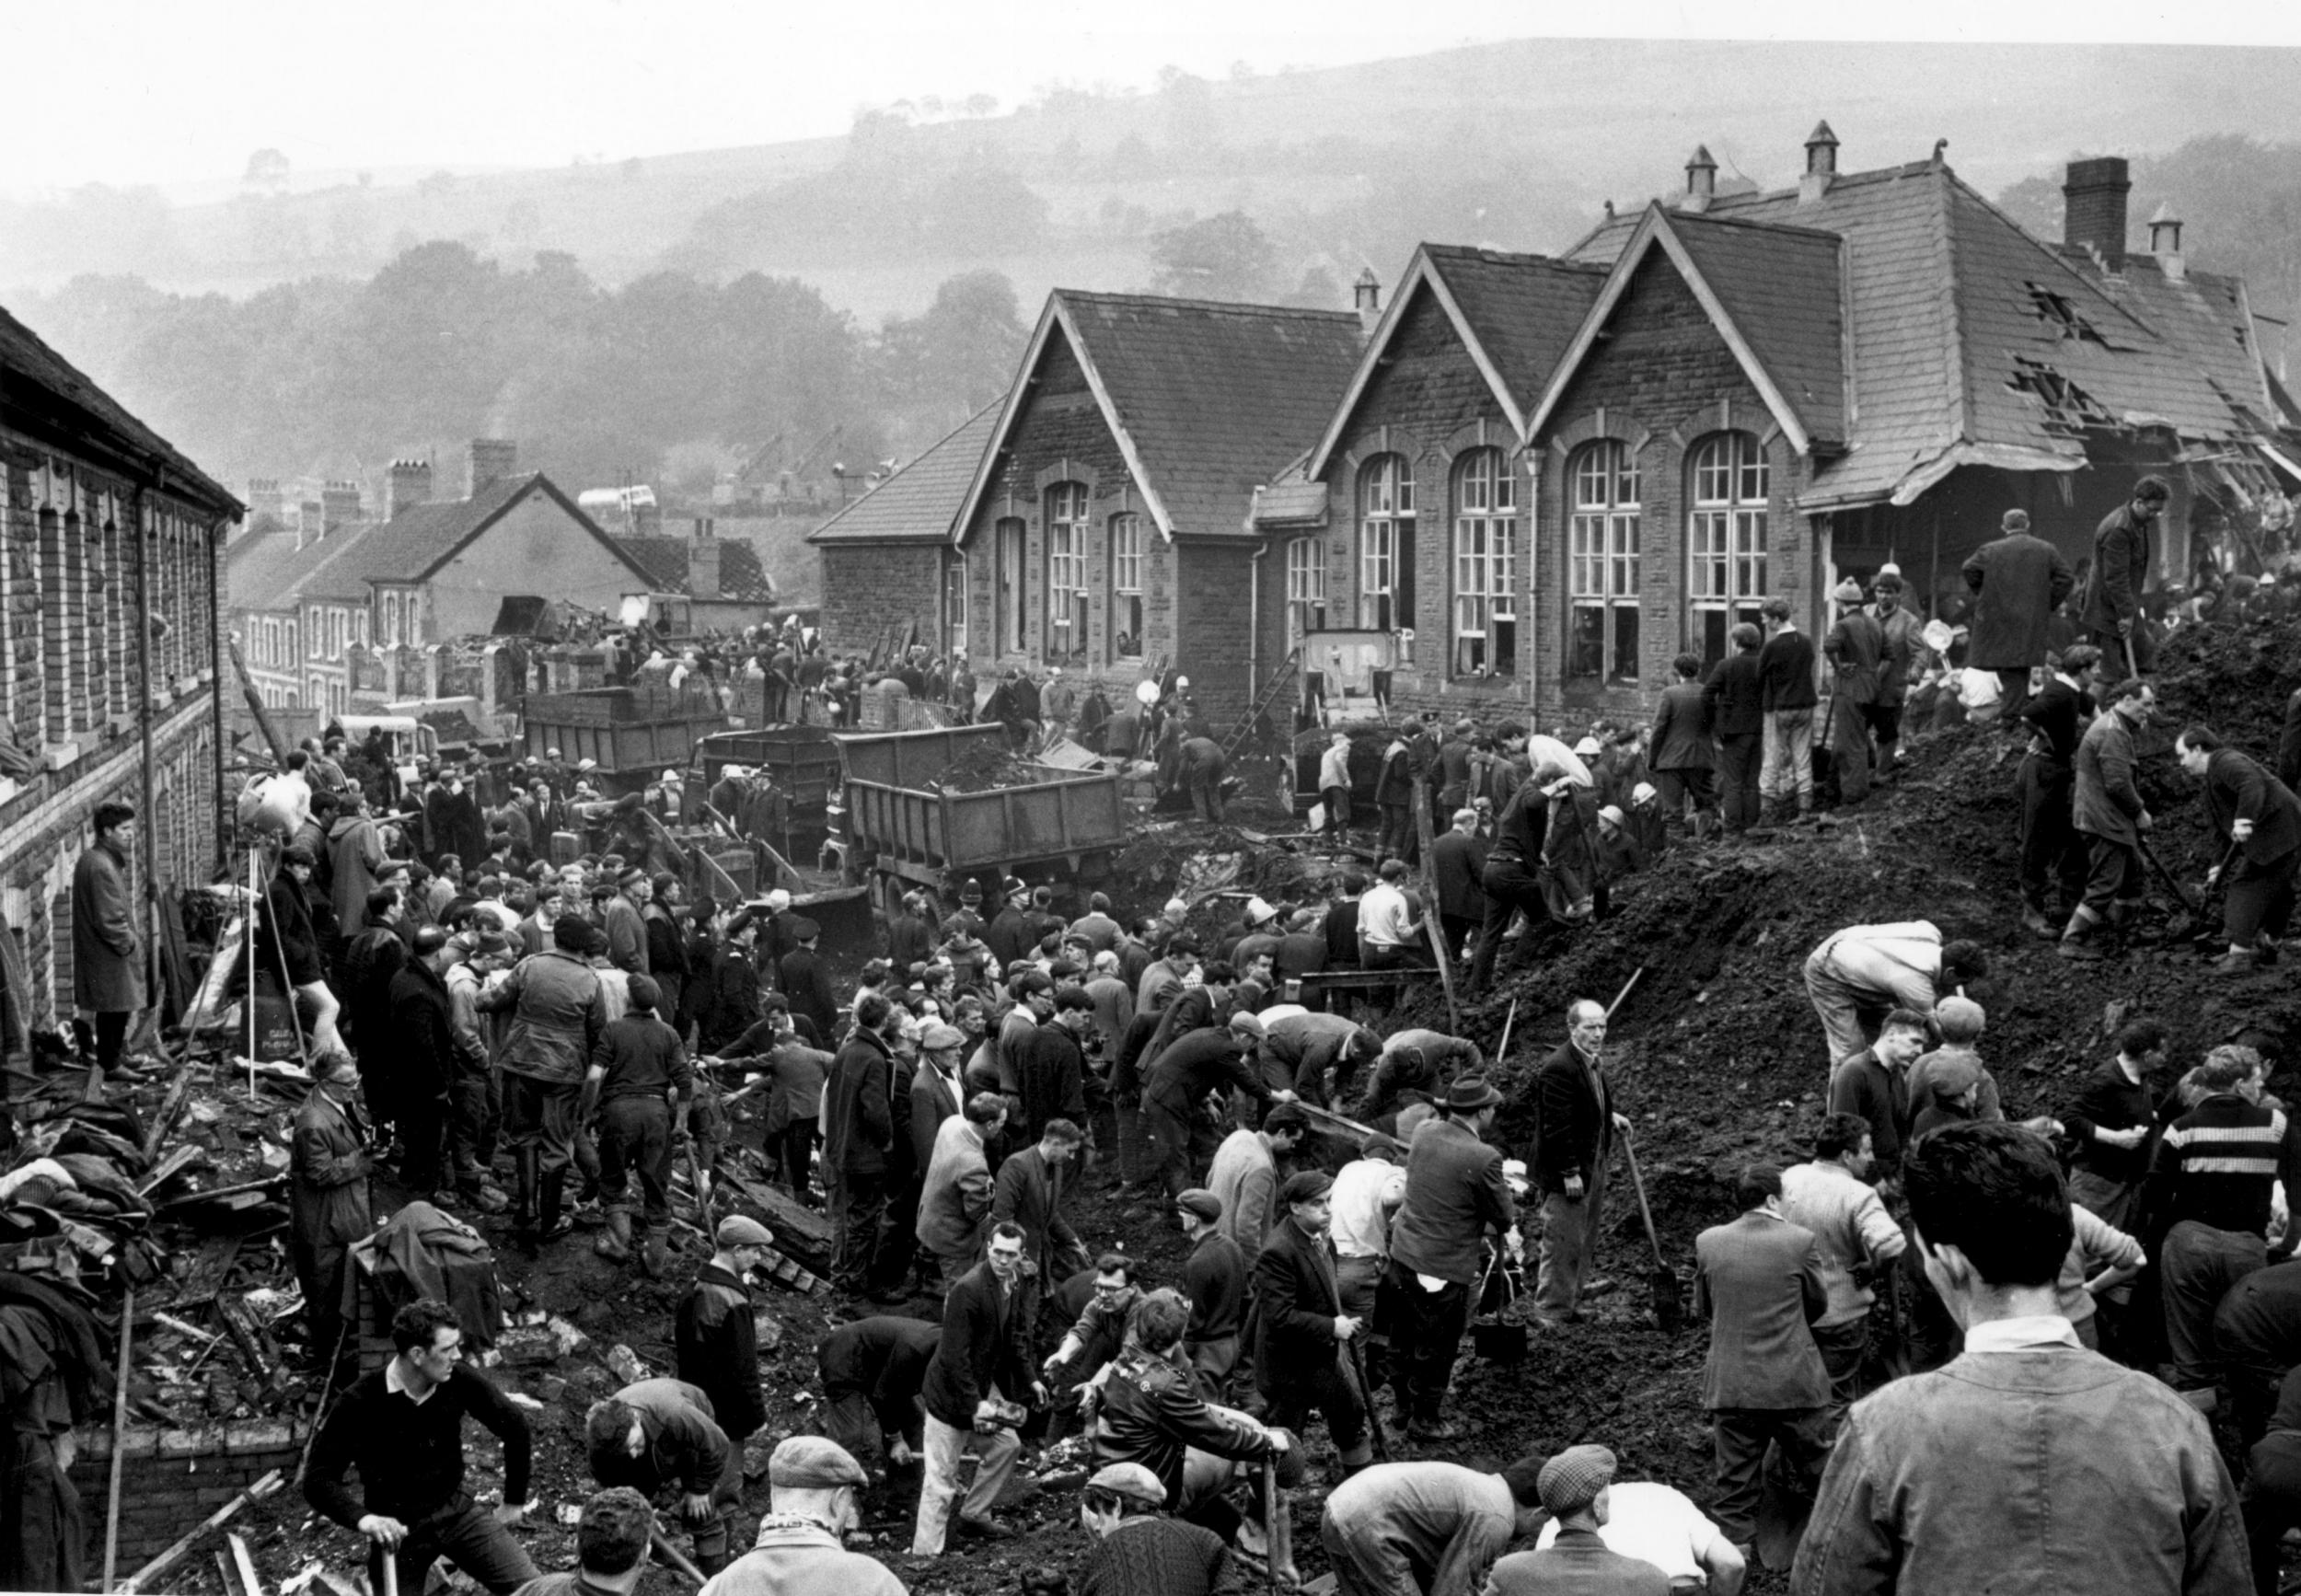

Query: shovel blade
[1650,1268,1684,1331]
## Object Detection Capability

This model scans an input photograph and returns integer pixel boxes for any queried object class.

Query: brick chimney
[1681,145,1717,214]
[688,517,721,599]
[386,458,434,521]
[2148,202,2186,283]
[1799,121,1838,205]
[1353,268,1382,339]
[297,498,324,549]
[468,438,517,497]
[247,478,284,530]
[2063,156,2132,272]
[321,480,364,535]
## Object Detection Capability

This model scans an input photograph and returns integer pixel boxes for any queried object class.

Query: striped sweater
[2152,1094,2297,1236]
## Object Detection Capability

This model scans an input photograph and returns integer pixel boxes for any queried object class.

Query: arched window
[1284,535,1325,648]
[1109,513,1144,661]
[994,516,1026,655]
[1045,482,1090,663]
[1451,448,1518,676]
[1567,440,1641,683]
[1358,455,1416,649]
[1686,433,1769,667]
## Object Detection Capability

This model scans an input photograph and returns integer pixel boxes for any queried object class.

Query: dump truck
[521,687,727,793]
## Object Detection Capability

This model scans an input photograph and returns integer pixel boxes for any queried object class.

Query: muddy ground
[197,610,2301,1594]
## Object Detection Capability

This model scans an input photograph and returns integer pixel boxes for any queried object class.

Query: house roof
[954,291,1366,543]
[229,525,354,615]
[1556,158,2283,508]
[808,401,999,545]
[610,533,778,602]
[278,472,650,605]
[0,303,239,516]
[1306,246,1605,480]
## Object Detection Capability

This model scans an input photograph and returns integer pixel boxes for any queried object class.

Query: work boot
[2020,897,2056,940]
[2214,947,2261,975]
[2058,906,2105,961]
[536,1171,572,1243]
[640,1225,671,1278]
[595,1209,632,1263]
[513,1149,539,1232]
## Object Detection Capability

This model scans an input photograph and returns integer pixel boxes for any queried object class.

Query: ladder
[1220,646,1301,759]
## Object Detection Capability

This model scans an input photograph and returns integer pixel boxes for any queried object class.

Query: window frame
[1283,534,1325,649]
[1108,512,1144,662]
[994,515,1026,656]
[1451,448,1519,677]
[1043,483,1090,664]
[1566,440,1643,686]
[1685,433,1770,669]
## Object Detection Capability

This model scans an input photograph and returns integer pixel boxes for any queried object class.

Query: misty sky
[14,0,2296,196]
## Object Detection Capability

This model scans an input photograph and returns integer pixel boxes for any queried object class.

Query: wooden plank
[136,1143,207,1198]
[227,1532,267,1596]
[117,1468,283,1593]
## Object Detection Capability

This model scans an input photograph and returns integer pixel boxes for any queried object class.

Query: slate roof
[808,402,999,545]
[1663,213,1845,444]
[229,526,356,614]
[1420,246,1608,417]
[0,302,239,515]
[958,292,1367,543]
[610,533,778,601]
[1558,159,2280,507]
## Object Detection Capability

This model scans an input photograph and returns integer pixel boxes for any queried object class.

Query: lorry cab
[332,714,438,790]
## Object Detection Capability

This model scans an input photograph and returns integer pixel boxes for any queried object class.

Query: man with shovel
[2060,679,2156,961]
[2173,725,2300,973]
[1532,1001,1631,1327]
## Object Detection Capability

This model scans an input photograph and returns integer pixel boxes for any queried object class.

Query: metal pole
[131,485,162,1057]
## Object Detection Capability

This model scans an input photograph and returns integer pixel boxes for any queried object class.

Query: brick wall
[960,325,1174,701]
[819,543,944,656]
[1314,281,1538,731]
[68,1419,305,1573]
[1530,251,1812,731]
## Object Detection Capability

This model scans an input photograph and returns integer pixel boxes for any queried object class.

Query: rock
[493,1326,561,1367]
[537,1375,569,1403]
[546,1315,591,1357]
[754,1313,783,1352]
[604,1344,651,1383]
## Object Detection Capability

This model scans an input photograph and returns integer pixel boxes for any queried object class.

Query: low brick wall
[67,1418,306,1575]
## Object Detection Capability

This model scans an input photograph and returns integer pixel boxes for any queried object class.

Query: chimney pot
[468,438,517,497]
[688,517,722,600]
[386,457,435,522]
[1804,121,1839,176]
[2063,156,2132,272]
[1353,268,1382,337]
[1682,145,1717,213]
[2147,202,2185,279]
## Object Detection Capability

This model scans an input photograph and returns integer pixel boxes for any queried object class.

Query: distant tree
[1995,174,2063,243]
[243,148,291,191]
[964,93,999,118]
[1150,211,1278,303]
[417,169,457,198]
[878,270,1027,415]
[1231,60,1257,81]
[1286,265,1343,310]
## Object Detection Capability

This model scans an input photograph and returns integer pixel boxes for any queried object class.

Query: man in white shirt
[1331,1131,1408,1390]
[1800,919,1988,1067]
[1532,1478,1746,1594]
[1778,1113,1906,1417]
[1358,859,1422,970]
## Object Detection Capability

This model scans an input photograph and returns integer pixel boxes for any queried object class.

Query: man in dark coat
[2083,477,2168,682]
[675,1217,771,1447]
[1006,988,1092,1143]
[1961,508,2076,721]
[991,1119,1090,1300]
[290,1049,373,1368]
[263,843,350,1057]
[1650,652,1717,834]
[387,927,460,1194]
[1693,1163,1833,1551]
[583,1378,745,1575]
[825,993,904,1297]
[2061,679,2155,959]
[1177,737,1231,824]
[1467,775,1550,999]
[2015,643,2101,937]
[987,881,1035,970]
[818,1314,940,1470]
[1141,1016,1289,1198]
[1823,579,1889,804]
[2177,725,2301,972]
[71,800,145,1081]
[1698,630,1763,840]
[778,917,840,1044]
[1255,1171,1374,1475]
[913,1223,1043,1554]
[1532,1000,1629,1324]
[1430,807,1488,964]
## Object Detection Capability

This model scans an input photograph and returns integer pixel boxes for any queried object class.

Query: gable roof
[809,401,999,545]
[1,303,239,517]
[1529,204,1844,457]
[281,472,650,604]
[229,524,360,614]
[1306,246,1605,480]
[1558,158,2283,508]
[954,291,1365,544]
[610,533,778,602]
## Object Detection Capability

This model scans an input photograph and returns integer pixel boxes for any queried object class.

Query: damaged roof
[957,291,1366,542]
[809,401,999,545]
[1558,158,2281,508]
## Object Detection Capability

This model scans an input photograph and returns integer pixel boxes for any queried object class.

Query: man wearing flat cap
[780,917,840,1046]
[1382,1073,1516,1442]
[1960,506,2074,724]
[1075,1460,1231,1596]
[1178,1188,1250,1390]
[1255,1170,1376,1478]
[1823,578,1888,806]
[676,1217,773,1449]
[697,1436,904,1596]
[604,867,652,977]
[583,971,691,1276]
[1480,1445,1672,1595]
[388,924,462,1197]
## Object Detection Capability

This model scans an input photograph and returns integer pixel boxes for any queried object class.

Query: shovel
[2133,834,2203,916]
[1621,1131,1682,1331]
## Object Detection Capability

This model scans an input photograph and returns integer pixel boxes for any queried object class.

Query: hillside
[11,38,2301,322]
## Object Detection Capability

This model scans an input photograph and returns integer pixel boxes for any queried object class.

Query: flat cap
[1227,1011,1266,1039]
[1281,1171,1334,1205]
[919,1023,965,1051]
[716,1214,774,1248]
[767,1434,867,1489]
[627,974,662,1012]
[1359,1130,1401,1159]
[1175,1188,1222,1222]
[1087,1462,1167,1507]
[1536,1443,1617,1516]
[789,917,821,941]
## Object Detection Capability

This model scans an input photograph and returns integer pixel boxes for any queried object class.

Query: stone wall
[67,1419,305,1574]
